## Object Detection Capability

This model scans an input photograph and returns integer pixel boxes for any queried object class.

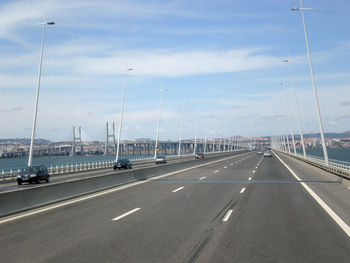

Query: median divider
[0,151,247,218]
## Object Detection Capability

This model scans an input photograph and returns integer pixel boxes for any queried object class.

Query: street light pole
[193,108,200,155]
[28,16,55,167]
[285,97,297,155]
[291,0,329,165]
[212,130,216,152]
[178,99,187,156]
[283,56,307,158]
[154,88,167,158]
[223,136,226,152]
[280,82,297,155]
[278,119,287,152]
[278,97,291,153]
[115,68,133,162]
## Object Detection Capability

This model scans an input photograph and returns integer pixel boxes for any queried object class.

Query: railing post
[55,165,58,174]
[61,165,64,174]
[1,170,4,182]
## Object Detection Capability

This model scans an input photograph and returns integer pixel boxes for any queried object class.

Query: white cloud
[42,47,280,77]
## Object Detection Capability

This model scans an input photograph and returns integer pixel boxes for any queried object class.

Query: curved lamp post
[115,68,133,162]
[28,17,55,167]
[291,0,329,165]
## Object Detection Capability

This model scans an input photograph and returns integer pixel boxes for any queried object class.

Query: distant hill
[291,132,350,139]
[0,138,51,145]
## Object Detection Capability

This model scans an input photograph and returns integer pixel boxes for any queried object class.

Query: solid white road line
[199,176,206,180]
[112,208,141,221]
[0,152,252,224]
[224,166,228,169]
[214,170,219,173]
[240,188,246,194]
[248,177,252,181]
[274,151,350,238]
[223,209,233,222]
[172,186,184,193]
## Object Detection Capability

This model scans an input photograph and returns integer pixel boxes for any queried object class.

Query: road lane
[0,152,247,193]
[275,152,350,227]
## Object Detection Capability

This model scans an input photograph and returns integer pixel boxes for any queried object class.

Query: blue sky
[0,0,349,141]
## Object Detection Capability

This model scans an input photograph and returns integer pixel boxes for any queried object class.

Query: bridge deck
[0,151,349,262]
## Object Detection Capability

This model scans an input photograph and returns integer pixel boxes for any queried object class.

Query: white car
[155,156,167,164]
[263,151,272,157]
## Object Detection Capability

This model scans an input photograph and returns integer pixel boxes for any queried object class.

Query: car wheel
[17,180,22,185]
[114,167,117,170]
[118,167,121,170]
[36,177,40,184]
[46,176,50,183]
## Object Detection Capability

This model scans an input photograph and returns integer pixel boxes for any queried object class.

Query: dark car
[114,159,132,170]
[17,165,50,185]
[195,153,205,159]
[155,156,167,164]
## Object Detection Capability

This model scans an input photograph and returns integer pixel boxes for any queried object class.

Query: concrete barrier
[0,151,247,217]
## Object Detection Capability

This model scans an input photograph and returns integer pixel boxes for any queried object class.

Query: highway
[0,151,349,262]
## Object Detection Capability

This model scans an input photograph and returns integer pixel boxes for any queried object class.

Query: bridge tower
[71,126,82,157]
[104,122,116,155]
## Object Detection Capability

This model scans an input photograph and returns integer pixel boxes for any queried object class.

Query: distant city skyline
[1,0,349,141]
[1,130,350,144]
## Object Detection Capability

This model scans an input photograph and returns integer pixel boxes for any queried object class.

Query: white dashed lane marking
[112,208,141,221]
[223,209,233,222]
[172,186,184,193]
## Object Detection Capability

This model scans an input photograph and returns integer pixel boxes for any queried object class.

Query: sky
[0,0,349,142]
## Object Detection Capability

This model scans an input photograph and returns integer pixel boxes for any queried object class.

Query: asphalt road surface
[0,151,349,262]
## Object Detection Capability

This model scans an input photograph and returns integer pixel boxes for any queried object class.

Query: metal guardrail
[277,150,350,180]
[0,150,241,183]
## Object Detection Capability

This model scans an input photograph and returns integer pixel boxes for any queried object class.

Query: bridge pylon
[104,122,116,155]
[71,126,82,157]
